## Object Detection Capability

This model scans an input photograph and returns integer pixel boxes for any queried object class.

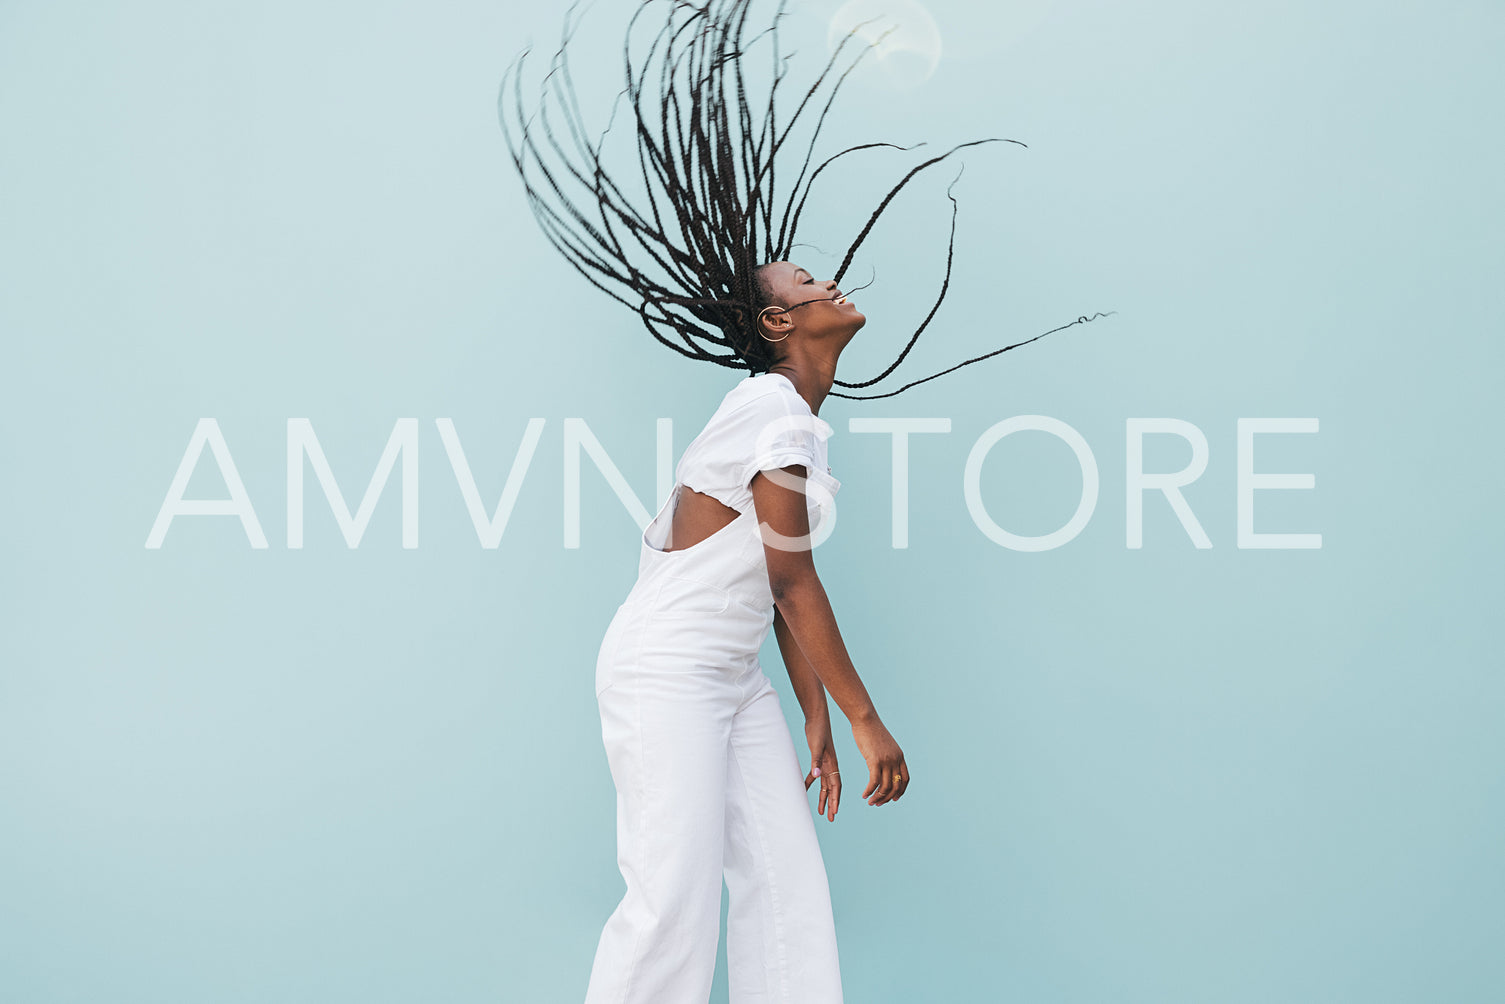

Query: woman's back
[673,372,839,519]
[642,372,838,593]
[594,372,841,694]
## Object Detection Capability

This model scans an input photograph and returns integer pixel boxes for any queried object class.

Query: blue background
[2,0,1500,1001]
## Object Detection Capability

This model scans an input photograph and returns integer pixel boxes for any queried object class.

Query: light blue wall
[2,0,1501,1001]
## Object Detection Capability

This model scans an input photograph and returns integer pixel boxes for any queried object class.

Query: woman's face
[755,261,866,345]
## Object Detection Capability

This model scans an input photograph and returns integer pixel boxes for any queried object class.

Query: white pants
[585,495,844,1003]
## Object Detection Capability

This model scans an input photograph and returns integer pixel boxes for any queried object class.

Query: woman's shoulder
[686,373,817,459]
[718,371,809,416]
[705,372,831,456]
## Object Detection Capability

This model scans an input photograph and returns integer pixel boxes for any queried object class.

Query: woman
[499,2,1105,999]
[584,260,888,1002]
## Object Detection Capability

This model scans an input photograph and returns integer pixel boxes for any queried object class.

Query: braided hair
[498,0,1110,400]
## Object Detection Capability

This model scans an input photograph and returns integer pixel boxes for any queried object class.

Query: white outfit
[585,372,844,1004]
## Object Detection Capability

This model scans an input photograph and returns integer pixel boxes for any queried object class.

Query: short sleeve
[673,375,836,516]
[737,388,830,486]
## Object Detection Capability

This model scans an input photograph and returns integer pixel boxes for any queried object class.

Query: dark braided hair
[498,0,1111,400]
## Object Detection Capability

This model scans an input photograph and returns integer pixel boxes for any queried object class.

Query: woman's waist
[597,591,775,671]
[630,548,771,611]
[621,568,772,621]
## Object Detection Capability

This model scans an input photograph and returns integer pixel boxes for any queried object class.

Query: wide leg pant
[584,640,844,1004]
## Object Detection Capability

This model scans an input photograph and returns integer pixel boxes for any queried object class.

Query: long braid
[498,0,1111,396]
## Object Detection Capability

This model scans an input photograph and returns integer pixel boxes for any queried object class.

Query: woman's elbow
[769,565,820,606]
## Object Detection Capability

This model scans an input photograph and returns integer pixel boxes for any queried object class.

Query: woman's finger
[892,760,909,802]
[869,764,892,806]
[828,772,841,820]
[874,761,904,806]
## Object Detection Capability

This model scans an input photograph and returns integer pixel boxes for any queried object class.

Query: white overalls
[585,373,844,1004]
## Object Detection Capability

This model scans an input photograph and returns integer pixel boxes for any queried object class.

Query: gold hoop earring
[758,306,791,343]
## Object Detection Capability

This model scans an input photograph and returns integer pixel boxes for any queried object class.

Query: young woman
[499,1,1106,999]
[584,260,890,1002]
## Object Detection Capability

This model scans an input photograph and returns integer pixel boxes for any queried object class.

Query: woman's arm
[750,465,909,805]
[774,605,842,820]
[772,604,831,726]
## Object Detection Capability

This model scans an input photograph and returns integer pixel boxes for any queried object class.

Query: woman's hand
[850,715,908,805]
[804,717,842,821]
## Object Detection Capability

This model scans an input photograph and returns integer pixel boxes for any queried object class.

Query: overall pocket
[648,574,732,619]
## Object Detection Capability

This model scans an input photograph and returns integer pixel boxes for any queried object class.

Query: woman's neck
[766,357,836,415]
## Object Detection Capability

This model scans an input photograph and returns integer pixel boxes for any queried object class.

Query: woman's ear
[759,305,794,339]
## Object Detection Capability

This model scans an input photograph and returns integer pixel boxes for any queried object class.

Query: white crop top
[675,372,841,519]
